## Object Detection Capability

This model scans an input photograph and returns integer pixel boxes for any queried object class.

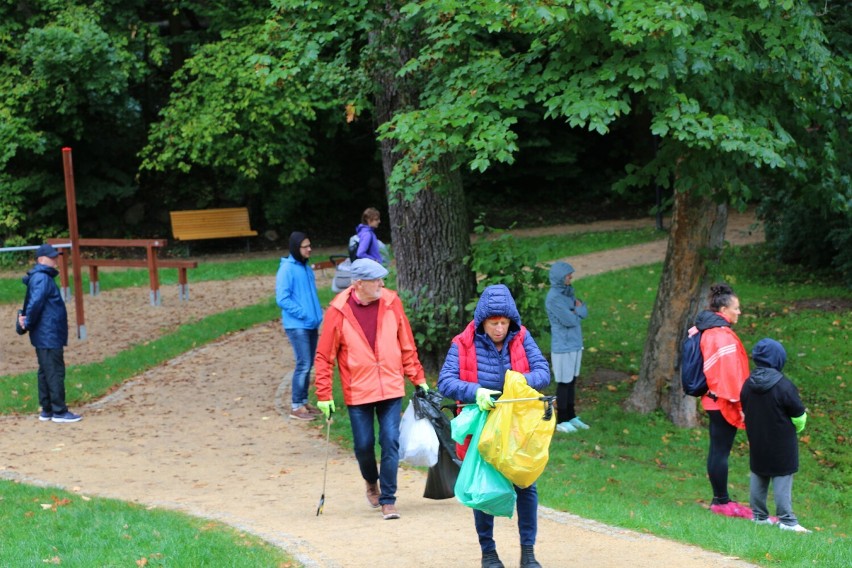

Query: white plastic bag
[399,399,439,467]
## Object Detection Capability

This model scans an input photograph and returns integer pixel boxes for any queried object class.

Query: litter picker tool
[457,395,556,420]
[316,411,333,516]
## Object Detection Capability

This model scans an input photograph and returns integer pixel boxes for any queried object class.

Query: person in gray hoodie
[740,338,809,533]
[545,262,589,433]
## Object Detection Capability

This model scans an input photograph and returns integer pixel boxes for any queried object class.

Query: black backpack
[680,326,707,396]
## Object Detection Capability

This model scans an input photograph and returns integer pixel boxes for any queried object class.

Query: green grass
[0,481,294,566]
[319,245,852,567]
[2,229,850,566]
[504,226,664,260]
[0,227,662,305]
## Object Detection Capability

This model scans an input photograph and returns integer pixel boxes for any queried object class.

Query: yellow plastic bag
[477,370,556,488]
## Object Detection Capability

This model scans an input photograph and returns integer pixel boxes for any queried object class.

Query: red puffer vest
[454,322,530,459]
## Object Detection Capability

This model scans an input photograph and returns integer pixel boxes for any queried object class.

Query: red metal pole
[62,147,87,340]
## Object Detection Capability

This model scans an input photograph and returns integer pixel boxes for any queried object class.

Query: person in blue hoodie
[355,207,384,264]
[276,232,324,421]
[740,338,809,533]
[18,244,81,423]
[545,262,589,434]
[439,284,550,568]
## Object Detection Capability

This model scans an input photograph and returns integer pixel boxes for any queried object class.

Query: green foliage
[0,481,295,566]
[466,217,550,338]
[399,285,462,371]
[141,24,316,202]
[760,194,852,286]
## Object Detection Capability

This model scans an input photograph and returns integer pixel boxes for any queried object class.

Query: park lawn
[1,232,849,566]
[0,480,296,567]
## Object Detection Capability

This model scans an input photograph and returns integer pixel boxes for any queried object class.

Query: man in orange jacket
[314,258,428,521]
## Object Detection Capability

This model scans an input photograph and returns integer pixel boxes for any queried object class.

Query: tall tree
[262,0,477,370]
[376,1,849,424]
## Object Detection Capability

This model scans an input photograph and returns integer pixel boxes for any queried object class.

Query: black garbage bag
[413,389,463,500]
[424,445,461,500]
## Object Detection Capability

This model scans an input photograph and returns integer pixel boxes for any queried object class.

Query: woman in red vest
[438,284,550,568]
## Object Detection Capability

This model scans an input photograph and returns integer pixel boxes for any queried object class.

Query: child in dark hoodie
[740,338,809,533]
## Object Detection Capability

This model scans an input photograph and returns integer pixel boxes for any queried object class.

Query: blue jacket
[545,262,588,353]
[355,223,383,263]
[22,264,68,349]
[275,255,323,330]
[438,284,550,403]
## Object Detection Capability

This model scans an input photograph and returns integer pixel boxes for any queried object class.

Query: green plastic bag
[451,406,516,517]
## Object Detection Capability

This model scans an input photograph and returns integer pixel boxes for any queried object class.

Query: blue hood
[752,338,787,371]
[473,284,522,332]
[548,262,574,289]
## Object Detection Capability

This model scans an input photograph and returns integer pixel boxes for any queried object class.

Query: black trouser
[707,409,738,504]
[36,347,68,414]
[556,380,576,423]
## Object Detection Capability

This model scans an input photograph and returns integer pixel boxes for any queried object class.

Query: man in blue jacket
[276,232,324,421]
[18,244,81,423]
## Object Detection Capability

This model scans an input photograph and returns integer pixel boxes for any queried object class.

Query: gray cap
[350,258,388,281]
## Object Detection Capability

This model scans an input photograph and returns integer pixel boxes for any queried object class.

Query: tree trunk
[369,10,476,372]
[624,189,728,427]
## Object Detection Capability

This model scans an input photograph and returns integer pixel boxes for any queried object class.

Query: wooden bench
[81,258,198,301]
[311,255,348,276]
[169,208,258,241]
[50,238,198,305]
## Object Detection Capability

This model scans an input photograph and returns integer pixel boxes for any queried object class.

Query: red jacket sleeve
[314,307,343,402]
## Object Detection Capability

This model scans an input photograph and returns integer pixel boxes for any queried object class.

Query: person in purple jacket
[355,207,384,263]
[438,284,550,568]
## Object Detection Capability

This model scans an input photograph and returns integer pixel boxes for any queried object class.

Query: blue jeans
[476,483,538,552]
[284,328,318,410]
[348,397,402,505]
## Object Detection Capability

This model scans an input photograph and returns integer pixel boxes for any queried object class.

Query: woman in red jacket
[696,283,751,518]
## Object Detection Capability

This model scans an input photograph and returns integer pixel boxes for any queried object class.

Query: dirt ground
[0,212,763,567]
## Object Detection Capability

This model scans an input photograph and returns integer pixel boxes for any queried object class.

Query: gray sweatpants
[750,472,798,526]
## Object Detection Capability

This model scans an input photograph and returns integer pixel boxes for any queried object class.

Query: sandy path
[0,212,763,567]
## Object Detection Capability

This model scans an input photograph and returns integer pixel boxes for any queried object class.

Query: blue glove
[317,400,336,420]
[475,388,501,411]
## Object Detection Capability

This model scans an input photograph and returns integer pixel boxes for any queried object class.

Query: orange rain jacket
[699,312,750,429]
[314,287,425,406]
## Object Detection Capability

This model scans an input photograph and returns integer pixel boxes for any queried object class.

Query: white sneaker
[555,422,577,434]
[569,417,590,430]
[752,518,776,525]
[779,523,811,533]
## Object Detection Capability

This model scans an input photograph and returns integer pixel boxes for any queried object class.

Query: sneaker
[569,417,590,430]
[710,502,740,518]
[365,481,380,509]
[779,523,811,533]
[752,518,777,525]
[730,501,753,519]
[39,411,53,422]
[555,421,577,434]
[304,402,323,416]
[289,406,316,421]
[381,503,400,520]
[51,411,82,423]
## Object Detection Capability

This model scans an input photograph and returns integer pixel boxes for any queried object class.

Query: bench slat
[170,208,257,241]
